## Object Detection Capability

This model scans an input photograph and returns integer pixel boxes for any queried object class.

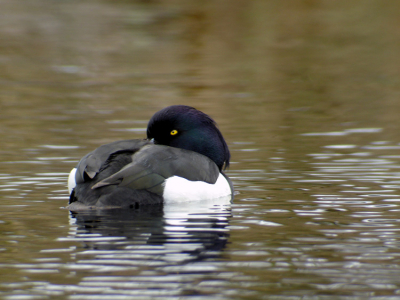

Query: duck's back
[68,139,222,210]
[75,139,150,185]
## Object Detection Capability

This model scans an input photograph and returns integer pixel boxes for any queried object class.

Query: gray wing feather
[75,139,150,184]
[92,144,220,196]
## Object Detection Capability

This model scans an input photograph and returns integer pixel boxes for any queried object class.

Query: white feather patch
[163,173,232,203]
[68,168,77,195]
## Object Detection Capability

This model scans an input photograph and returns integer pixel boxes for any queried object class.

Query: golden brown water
[2,1,400,299]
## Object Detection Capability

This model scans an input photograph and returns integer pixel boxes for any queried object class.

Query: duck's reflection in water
[68,196,232,266]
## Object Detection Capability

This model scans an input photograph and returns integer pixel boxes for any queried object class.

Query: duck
[67,105,233,210]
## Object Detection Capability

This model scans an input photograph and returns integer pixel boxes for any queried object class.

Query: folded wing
[91,144,220,196]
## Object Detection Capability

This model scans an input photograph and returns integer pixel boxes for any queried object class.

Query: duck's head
[146,105,230,171]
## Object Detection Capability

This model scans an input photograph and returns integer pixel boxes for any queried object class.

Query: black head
[146,105,230,170]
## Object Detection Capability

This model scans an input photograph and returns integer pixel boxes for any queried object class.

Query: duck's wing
[75,139,150,184]
[91,144,220,196]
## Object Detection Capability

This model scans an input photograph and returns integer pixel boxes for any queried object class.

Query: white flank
[68,168,77,195]
[163,173,232,203]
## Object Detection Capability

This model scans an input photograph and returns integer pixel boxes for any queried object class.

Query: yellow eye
[170,129,178,136]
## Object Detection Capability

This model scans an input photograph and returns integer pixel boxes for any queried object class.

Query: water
[2,0,400,299]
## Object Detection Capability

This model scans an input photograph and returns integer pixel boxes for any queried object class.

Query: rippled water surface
[2,1,400,299]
